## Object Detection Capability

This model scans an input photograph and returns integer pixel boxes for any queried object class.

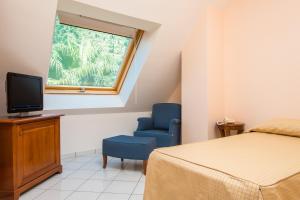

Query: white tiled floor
[20,154,145,200]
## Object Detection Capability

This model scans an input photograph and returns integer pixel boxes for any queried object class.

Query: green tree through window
[48,18,132,88]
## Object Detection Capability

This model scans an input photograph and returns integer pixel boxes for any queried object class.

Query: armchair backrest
[152,103,181,130]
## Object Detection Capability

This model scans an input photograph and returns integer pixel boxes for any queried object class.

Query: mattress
[144,132,300,200]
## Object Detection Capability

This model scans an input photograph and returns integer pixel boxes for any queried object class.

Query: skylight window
[46,12,143,94]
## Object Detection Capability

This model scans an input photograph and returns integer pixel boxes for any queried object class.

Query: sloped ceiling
[0,0,208,115]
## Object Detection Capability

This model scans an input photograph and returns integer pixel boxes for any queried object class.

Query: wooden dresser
[0,114,63,200]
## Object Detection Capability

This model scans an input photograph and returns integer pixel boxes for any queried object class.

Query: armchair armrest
[168,118,181,145]
[137,117,154,131]
[169,118,181,136]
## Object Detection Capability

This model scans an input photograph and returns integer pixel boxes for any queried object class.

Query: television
[6,72,43,115]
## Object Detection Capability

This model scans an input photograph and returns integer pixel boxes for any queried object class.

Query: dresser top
[0,114,64,125]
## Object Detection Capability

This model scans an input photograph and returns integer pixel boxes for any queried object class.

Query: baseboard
[61,148,101,159]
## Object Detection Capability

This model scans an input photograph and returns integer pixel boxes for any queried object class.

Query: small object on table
[216,122,245,137]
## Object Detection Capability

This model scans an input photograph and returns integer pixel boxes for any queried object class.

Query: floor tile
[20,153,144,200]
[53,170,75,179]
[114,172,142,182]
[35,177,61,189]
[68,170,96,179]
[66,192,100,200]
[20,189,45,200]
[77,153,98,159]
[73,156,94,163]
[90,170,120,180]
[133,182,145,194]
[105,181,137,194]
[35,190,72,200]
[63,162,85,170]
[62,158,75,165]
[80,163,102,171]
[77,180,111,192]
[97,193,130,200]
[129,195,143,200]
[51,178,86,191]
[124,161,143,171]
[90,157,102,164]
[105,160,126,170]
[118,169,142,175]
[139,175,146,182]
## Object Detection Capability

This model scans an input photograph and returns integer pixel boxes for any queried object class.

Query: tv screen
[6,72,43,113]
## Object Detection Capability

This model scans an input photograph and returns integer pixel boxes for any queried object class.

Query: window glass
[48,18,132,88]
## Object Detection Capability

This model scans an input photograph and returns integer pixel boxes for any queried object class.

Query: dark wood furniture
[102,155,148,175]
[0,114,63,200]
[216,122,245,137]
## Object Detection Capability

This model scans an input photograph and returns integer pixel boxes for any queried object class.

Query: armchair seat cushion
[134,130,174,147]
[102,135,156,160]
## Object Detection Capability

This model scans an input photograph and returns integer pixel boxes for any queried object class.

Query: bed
[144,119,300,200]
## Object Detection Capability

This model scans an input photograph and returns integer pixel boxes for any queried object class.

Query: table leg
[237,129,244,134]
[220,130,225,137]
[143,160,148,175]
[103,155,107,169]
[224,128,231,137]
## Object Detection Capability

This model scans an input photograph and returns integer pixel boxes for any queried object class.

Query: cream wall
[224,0,300,129]
[61,112,150,155]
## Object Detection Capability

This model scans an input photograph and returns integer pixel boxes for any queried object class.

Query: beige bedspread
[144,132,300,200]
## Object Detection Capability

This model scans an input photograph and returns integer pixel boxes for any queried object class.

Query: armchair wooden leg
[103,155,107,169]
[143,160,148,175]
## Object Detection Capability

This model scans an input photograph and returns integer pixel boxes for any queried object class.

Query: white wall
[0,0,204,115]
[224,0,300,129]
[0,0,57,114]
[182,4,224,143]
[0,0,205,155]
[45,0,161,110]
[61,112,150,155]
[168,83,181,104]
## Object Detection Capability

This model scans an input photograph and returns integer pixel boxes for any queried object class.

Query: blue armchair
[134,103,181,147]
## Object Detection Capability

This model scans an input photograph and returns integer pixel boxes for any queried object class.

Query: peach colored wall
[182,0,300,142]
[182,5,224,143]
[224,0,300,129]
[182,10,208,143]
[207,6,224,139]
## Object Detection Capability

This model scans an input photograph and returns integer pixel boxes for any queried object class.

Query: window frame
[45,12,144,95]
